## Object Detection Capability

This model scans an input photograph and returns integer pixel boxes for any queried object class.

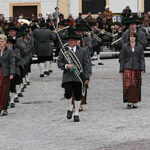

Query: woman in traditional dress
[120,32,145,108]
[0,34,15,115]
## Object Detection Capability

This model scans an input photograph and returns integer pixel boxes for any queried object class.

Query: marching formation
[0,5,148,122]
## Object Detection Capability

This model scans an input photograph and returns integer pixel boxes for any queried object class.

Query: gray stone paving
[0,58,150,150]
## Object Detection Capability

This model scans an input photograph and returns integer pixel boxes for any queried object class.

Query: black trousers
[63,82,82,101]
[10,74,21,93]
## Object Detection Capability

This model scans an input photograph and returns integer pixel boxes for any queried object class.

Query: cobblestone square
[0,58,150,150]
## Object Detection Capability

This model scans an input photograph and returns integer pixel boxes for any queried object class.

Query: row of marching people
[0,24,33,116]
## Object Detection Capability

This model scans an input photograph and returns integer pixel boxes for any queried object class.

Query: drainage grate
[22,101,52,104]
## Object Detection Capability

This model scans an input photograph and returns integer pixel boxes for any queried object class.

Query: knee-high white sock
[44,61,49,72]
[38,63,43,74]
[18,84,22,93]
[74,100,81,116]
[16,85,20,97]
[97,54,101,63]
[26,73,31,82]
[23,78,26,86]
[10,92,15,103]
[67,99,73,111]
[48,61,52,70]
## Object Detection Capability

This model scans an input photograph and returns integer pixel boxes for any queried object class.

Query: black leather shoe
[23,85,27,88]
[127,103,132,108]
[18,93,23,97]
[74,115,80,122]
[48,70,53,73]
[40,74,44,77]
[98,62,104,65]
[21,88,24,92]
[14,97,19,103]
[27,82,30,85]
[133,103,138,109]
[10,103,15,108]
[44,71,50,75]
[67,110,73,119]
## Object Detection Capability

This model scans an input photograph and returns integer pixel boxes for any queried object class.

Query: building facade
[0,0,148,19]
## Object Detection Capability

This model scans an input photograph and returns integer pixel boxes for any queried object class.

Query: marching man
[57,32,90,122]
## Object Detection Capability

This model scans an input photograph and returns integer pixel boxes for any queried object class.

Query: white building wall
[109,0,141,13]
[69,0,79,18]
[0,0,57,18]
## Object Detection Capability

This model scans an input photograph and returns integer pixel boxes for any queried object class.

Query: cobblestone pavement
[0,58,150,150]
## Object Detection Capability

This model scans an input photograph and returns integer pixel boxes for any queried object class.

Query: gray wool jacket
[57,46,90,85]
[119,43,145,73]
[0,47,15,77]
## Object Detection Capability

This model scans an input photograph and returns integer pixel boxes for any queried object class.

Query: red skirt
[123,69,141,103]
[0,68,10,110]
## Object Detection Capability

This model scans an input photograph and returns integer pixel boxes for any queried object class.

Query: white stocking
[10,93,15,103]
[74,101,81,116]
[44,61,49,72]
[48,61,52,71]
[67,99,73,111]
[38,63,43,74]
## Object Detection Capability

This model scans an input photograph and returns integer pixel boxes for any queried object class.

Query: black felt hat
[75,23,91,31]
[64,32,81,40]
[7,25,19,31]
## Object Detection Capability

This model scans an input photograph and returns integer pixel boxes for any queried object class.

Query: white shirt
[69,46,77,53]
[132,48,134,52]
[65,46,77,69]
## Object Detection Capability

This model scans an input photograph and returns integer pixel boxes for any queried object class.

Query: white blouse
[132,48,135,52]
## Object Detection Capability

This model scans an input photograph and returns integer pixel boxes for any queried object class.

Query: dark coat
[34,28,53,56]
[16,38,29,67]
[57,46,90,85]
[13,47,21,76]
[119,43,145,73]
[0,47,15,77]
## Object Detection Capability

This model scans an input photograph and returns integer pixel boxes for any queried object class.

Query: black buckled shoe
[127,103,132,109]
[74,115,80,122]
[10,103,15,108]
[132,103,138,109]
[44,71,50,75]
[21,88,24,92]
[14,97,19,103]
[18,93,23,97]
[40,74,44,77]
[48,70,53,73]
[67,110,73,119]
[98,62,104,65]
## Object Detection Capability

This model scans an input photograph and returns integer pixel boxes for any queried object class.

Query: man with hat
[122,16,147,48]
[7,24,24,100]
[6,36,21,108]
[57,32,90,122]
[55,21,68,57]
[34,22,54,77]
[112,22,123,52]
[74,23,92,111]
[89,21,104,65]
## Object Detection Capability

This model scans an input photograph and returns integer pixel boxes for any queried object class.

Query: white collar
[69,46,77,53]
